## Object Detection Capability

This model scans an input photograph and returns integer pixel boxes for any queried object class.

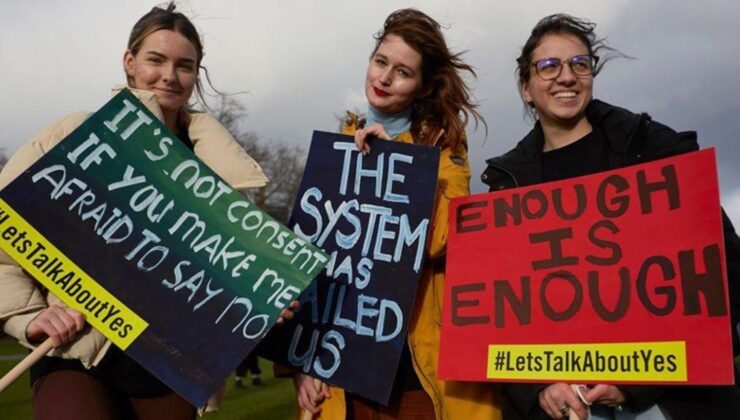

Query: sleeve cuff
[2,310,44,350]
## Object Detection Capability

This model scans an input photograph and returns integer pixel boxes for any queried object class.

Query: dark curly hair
[517,13,620,83]
[516,14,625,118]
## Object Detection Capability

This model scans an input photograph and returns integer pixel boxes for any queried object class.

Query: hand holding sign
[0,305,84,393]
[25,305,85,347]
[277,300,301,325]
[538,383,588,420]
[353,123,392,155]
[294,373,331,416]
[582,384,626,408]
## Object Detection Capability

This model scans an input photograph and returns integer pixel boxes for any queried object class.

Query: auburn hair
[373,9,484,152]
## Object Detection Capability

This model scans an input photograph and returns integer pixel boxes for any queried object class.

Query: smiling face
[520,33,593,130]
[124,29,198,127]
[365,34,425,114]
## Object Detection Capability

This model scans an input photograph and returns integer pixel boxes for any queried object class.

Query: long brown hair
[373,9,484,153]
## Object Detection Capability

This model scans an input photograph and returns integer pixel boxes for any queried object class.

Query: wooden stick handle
[0,337,54,393]
[300,378,324,420]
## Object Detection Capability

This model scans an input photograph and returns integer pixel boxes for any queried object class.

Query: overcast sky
[2,0,739,223]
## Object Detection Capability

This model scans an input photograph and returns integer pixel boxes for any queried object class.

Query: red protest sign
[439,149,733,385]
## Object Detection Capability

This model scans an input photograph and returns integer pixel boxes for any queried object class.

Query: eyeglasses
[531,55,598,80]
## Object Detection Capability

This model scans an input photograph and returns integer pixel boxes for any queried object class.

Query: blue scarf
[365,105,412,138]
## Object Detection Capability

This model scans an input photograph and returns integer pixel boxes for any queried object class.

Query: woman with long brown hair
[292,9,501,420]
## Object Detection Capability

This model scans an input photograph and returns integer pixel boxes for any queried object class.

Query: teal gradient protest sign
[0,89,327,406]
[260,131,439,404]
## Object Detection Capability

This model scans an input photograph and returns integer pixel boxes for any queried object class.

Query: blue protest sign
[260,130,439,404]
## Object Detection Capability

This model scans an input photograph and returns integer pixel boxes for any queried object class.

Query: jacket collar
[112,85,166,123]
[488,99,646,165]
[586,99,648,155]
[342,110,415,144]
[482,99,649,189]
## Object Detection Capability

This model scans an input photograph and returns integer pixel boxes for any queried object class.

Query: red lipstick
[373,87,390,97]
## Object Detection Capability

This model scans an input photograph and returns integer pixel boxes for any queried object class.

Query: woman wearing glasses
[481,13,740,420]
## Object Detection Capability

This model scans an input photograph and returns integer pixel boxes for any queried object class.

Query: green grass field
[0,338,297,419]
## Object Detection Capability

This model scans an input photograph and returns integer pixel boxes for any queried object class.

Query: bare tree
[208,97,305,224]
[0,148,8,172]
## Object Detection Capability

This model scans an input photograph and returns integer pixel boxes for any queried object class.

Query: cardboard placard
[0,90,328,405]
[439,149,733,385]
[260,131,439,404]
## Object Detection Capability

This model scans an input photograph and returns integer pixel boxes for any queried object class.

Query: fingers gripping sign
[583,384,626,408]
[354,124,392,156]
[294,372,331,417]
[277,300,301,326]
[538,383,588,419]
[26,305,86,347]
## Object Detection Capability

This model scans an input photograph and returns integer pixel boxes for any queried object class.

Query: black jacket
[481,99,740,420]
